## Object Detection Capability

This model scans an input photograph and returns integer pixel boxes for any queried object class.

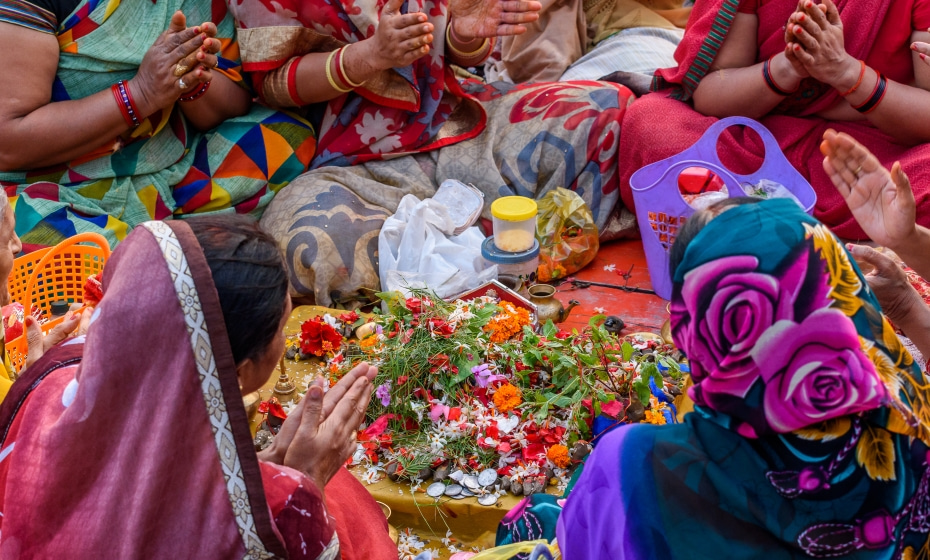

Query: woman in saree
[0,215,397,559]
[0,0,316,251]
[228,0,637,307]
[617,0,930,240]
[557,197,930,558]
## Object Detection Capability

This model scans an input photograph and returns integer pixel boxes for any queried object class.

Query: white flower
[603,264,616,272]
[593,306,607,314]
[355,111,396,145]
[322,313,339,329]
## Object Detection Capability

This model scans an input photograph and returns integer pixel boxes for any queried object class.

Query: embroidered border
[141,221,273,560]
[651,0,740,101]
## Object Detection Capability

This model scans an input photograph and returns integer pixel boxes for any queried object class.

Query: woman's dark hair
[668,197,764,280]
[186,215,288,365]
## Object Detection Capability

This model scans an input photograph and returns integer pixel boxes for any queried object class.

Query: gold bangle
[338,44,365,88]
[325,50,351,93]
[445,24,490,59]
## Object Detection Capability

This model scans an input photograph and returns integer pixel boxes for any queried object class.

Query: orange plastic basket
[5,233,110,373]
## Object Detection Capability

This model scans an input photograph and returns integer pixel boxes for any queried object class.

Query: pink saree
[0,221,354,558]
[620,0,930,239]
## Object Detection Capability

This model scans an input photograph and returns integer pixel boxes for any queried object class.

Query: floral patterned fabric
[558,199,930,559]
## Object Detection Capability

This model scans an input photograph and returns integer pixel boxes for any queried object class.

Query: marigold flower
[492,383,522,413]
[484,302,532,343]
[547,444,570,468]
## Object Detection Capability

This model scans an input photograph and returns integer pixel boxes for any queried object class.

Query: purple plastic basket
[629,117,817,300]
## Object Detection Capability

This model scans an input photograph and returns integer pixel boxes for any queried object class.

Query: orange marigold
[547,444,570,468]
[492,383,523,413]
[484,302,532,343]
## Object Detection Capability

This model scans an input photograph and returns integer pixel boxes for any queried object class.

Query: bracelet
[335,44,365,89]
[853,73,887,114]
[840,60,867,97]
[286,56,306,106]
[445,23,490,59]
[111,80,141,127]
[762,56,797,96]
[325,50,352,93]
[179,81,210,102]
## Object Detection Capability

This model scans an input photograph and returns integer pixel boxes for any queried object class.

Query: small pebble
[433,466,450,481]
[500,477,512,492]
[386,462,400,482]
[511,482,524,496]
[416,467,433,481]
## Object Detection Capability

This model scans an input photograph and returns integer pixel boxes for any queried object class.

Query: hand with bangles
[784,0,860,89]
[363,0,435,71]
[130,10,222,116]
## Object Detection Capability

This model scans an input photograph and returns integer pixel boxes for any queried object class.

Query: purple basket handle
[633,159,747,203]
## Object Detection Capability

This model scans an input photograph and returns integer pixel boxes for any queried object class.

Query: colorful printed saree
[618,0,930,240]
[1,0,316,251]
[558,199,930,559]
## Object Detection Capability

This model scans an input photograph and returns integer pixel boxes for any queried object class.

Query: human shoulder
[0,0,79,34]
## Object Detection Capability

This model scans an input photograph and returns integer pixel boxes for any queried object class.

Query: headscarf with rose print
[558,199,930,559]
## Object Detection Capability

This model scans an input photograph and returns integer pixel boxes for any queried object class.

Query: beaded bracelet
[111,80,141,127]
[840,60,867,97]
[179,81,211,102]
[325,50,352,93]
[762,56,797,96]
[335,44,365,89]
[446,23,490,59]
[853,73,887,114]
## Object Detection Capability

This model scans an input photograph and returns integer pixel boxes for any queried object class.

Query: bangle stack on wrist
[762,56,798,96]
[179,81,210,102]
[111,80,141,128]
[326,45,366,93]
[446,22,491,63]
[852,73,887,114]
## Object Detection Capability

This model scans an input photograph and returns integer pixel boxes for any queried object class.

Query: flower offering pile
[298,288,686,498]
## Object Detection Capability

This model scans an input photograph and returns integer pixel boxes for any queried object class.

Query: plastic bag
[378,194,497,299]
[535,188,599,282]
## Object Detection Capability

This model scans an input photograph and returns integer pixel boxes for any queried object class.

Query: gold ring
[213,58,219,69]
[854,165,863,177]
[179,77,189,89]
[173,63,189,77]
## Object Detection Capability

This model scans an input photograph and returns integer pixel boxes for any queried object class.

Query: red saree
[0,220,394,558]
[229,0,487,168]
[621,0,930,239]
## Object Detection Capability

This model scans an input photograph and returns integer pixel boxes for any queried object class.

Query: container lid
[491,196,537,221]
[50,300,71,316]
[481,236,539,263]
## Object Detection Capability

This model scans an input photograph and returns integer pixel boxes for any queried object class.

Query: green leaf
[621,341,634,362]
[542,320,558,339]
[579,353,599,367]
[633,379,651,407]
[553,395,573,407]
[588,314,607,327]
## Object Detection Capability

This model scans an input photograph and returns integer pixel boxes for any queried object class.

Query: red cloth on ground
[625,0,930,239]
[325,468,399,560]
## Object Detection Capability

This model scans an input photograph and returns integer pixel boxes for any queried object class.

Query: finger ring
[179,77,189,89]
[173,63,189,77]
[213,58,219,69]
[854,165,863,177]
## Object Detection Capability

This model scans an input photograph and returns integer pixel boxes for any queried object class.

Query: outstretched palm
[449,0,540,39]
[821,129,916,248]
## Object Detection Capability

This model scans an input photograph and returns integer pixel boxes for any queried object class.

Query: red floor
[550,239,669,334]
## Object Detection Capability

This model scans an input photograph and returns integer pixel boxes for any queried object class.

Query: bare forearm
[179,74,251,131]
[291,42,384,105]
[692,57,797,119]
[896,302,930,363]
[892,226,930,282]
[0,87,129,171]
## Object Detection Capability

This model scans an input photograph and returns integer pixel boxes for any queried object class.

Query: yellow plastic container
[490,196,537,252]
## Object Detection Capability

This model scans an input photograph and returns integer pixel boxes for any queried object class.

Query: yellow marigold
[484,302,532,343]
[644,395,668,425]
[547,444,571,468]
[492,383,523,413]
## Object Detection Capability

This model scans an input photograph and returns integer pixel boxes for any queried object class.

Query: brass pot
[527,284,578,324]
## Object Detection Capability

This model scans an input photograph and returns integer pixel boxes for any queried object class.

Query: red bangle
[286,56,306,106]
[762,56,797,96]
[840,60,867,97]
[111,80,141,127]
[179,81,210,102]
